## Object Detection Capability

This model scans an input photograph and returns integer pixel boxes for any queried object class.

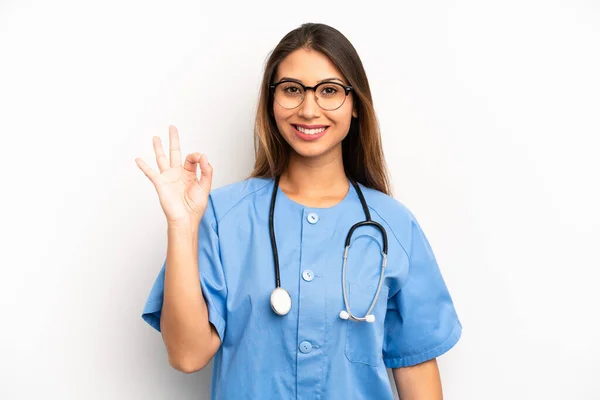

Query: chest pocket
[344,281,390,366]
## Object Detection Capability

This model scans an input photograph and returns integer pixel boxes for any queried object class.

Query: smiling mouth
[292,124,329,135]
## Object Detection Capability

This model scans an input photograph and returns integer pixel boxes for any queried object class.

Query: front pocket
[344,282,390,366]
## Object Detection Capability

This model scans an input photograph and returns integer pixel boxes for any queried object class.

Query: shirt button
[299,341,313,354]
[302,269,314,282]
[307,212,319,224]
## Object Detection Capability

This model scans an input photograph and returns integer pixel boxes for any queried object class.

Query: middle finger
[169,125,182,168]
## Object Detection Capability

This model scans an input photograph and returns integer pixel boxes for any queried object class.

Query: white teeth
[296,125,327,135]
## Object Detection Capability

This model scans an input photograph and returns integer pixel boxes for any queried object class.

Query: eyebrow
[278,76,346,85]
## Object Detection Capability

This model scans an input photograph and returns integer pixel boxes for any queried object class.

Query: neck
[278,147,349,206]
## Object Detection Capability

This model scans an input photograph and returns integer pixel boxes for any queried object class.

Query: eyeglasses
[269,80,354,111]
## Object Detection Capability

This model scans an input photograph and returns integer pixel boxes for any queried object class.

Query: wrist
[167,218,199,232]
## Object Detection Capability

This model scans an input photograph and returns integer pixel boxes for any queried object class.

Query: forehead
[274,48,347,84]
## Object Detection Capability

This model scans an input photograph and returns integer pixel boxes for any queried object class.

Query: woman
[135,22,462,400]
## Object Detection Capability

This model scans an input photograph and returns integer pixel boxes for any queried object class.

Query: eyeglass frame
[269,79,354,111]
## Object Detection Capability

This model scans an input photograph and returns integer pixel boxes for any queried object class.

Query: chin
[288,142,338,159]
[291,148,326,159]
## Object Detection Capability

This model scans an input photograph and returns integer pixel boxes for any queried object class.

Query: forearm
[160,221,218,372]
[393,358,443,400]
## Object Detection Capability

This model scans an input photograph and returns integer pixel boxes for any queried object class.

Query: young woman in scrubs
[135,22,462,400]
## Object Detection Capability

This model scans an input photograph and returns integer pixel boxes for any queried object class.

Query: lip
[291,124,329,141]
[294,124,329,129]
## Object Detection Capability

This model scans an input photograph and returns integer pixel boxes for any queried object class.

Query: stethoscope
[269,175,388,323]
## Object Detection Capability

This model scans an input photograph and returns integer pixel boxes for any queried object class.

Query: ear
[352,107,358,118]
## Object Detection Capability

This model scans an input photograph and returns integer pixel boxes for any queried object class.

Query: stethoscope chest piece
[270,287,292,316]
[339,310,376,323]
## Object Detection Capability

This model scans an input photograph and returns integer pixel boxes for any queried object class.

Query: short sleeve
[382,216,462,368]
[141,196,227,341]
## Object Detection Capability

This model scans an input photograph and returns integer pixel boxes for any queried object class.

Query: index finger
[169,125,182,167]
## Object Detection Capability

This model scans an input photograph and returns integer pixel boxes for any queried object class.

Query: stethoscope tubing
[269,175,388,322]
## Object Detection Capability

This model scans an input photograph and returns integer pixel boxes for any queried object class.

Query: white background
[1,0,599,399]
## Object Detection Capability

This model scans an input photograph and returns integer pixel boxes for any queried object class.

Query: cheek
[330,108,354,133]
[273,107,291,132]
[273,101,289,121]
[334,119,352,139]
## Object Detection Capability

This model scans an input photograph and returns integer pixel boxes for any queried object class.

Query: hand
[135,125,213,226]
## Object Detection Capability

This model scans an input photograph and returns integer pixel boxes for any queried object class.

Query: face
[272,48,358,161]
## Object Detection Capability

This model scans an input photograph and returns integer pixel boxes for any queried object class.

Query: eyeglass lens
[274,82,347,110]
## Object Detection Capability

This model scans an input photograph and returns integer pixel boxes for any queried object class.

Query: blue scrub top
[142,177,462,399]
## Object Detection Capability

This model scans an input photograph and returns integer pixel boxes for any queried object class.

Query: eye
[320,85,340,97]
[280,83,303,96]
[284,86,299,94]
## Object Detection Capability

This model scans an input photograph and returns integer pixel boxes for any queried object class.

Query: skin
[272,47,357,207]
[273,48,444,399]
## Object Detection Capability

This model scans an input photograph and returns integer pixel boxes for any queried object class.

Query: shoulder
[208,176,273,223]
[357,183,421,255]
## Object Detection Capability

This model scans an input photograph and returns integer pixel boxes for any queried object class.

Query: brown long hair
[248,23,392,196]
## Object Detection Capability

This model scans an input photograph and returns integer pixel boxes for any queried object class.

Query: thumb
[197,154,213,195]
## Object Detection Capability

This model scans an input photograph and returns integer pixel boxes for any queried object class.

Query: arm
[160,221,221,373]
[392,358,443,400]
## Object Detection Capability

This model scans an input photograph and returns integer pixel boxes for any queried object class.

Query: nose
[297,89,320,119]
